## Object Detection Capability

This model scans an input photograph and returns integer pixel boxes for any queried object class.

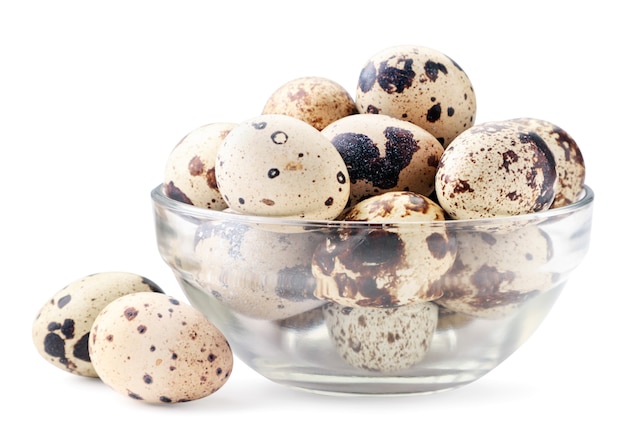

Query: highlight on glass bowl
[152,44,593,395]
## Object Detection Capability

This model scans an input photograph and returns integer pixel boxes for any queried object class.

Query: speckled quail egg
[215,114,350,220]
[355,45,477,148]
[323,301,439,372]
[312,191,457,308]
[89,292,233,404]
[435,120,558,219]
[193,220,324,320]
[321,113,443,206]
[505,117,585,208]
[262,76,358,131]
[434,225,554,319]
[32,272,164,377]
[164,122,236,210]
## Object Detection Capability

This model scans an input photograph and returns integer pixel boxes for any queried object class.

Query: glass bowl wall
[151,184,593,396]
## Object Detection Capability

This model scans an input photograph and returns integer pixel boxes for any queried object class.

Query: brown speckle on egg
[124,307,138,320]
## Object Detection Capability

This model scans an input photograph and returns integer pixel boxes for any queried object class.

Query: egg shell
[434,225,554,319]
[32,272,164,377]
[505,117,585,208]
[164,122,236,210]
[355,44,477,147]
[323,301,439,372]
[89,292,233,404]
[435,120,558,219]
[262,76,358,131]
[321,113,443,206]
[193,220,324,320]
[312,191,457,308]
[215,114,350,220]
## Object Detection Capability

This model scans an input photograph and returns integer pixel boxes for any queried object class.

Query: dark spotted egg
[505,117,585,208]
[89,292,233,404]
[193,220,323,320]
[355,45,477,148]
[164,122,236,210]
[215,114,350,220]
[435,120,558,219]
[32,272,164,377]
[321,113,443,207]
[312,191,457,308]
[434,225,554,319]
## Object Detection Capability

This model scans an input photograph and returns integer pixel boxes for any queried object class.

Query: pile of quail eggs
[165,44,584,220]
[32,272,233,404]
[33,44,586,403]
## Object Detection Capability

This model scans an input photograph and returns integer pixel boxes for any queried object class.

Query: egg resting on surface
[193,220,324,320]
[164,122,236,210]
[323,301,438,372]
[89,292,233,404]
[321,113,443,206]
[434,225,554,319]
[262,76,358,131]
[215,114,350,220]
[435,120,558,219]
[312,191,457,308]
[355,44,477,148]
[32,272,164,377]
[504,117,585,208]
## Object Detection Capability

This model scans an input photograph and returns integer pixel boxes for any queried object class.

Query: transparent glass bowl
[151,184,594,396]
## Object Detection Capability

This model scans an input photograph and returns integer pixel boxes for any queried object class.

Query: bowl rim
[151,184,594,228]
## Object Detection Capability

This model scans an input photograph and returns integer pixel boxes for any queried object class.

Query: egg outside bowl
[151,184,594,396]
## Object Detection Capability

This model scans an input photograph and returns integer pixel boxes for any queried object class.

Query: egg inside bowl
[151,183,594,396]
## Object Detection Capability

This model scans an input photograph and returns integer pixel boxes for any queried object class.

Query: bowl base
[251,364,483,396]
[180,276,564,396]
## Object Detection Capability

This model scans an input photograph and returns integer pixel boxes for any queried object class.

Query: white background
[2,1,622,428]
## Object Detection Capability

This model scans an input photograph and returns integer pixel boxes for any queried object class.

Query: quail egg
[435,120,558,219]
[215,114,350,220]
[312,191,456,308]
[355,44,477,147]
[89,292,233,404]
[434,225,554,318]
[321,113,442,206]
[262,76,358,130]
[505,117,585,208]
[164,122,236,210]
[194,220,324,320]
[32,272,164,377]
[323,301,439,372]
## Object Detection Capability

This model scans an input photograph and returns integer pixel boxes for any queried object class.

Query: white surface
[2,1,621,428]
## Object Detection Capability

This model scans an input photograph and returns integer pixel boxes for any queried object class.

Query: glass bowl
[151,184,594,396]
